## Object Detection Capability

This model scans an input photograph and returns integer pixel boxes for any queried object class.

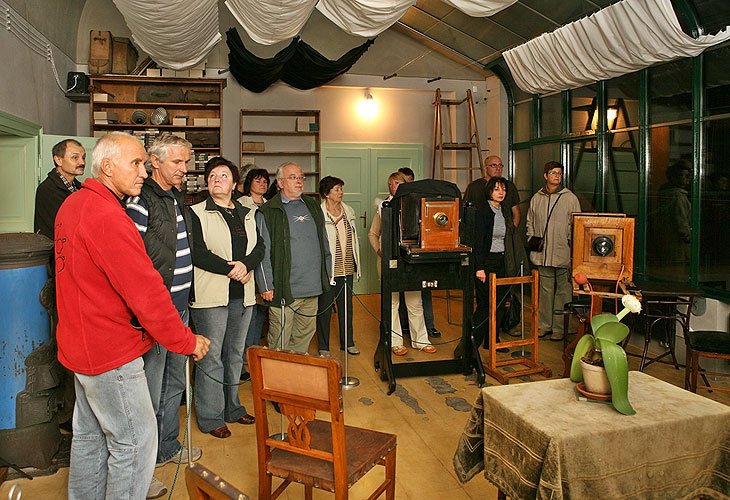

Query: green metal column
[690,54,703,286]
[636,69,649,278]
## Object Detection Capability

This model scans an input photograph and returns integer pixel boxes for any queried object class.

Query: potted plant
[569,294,642,415]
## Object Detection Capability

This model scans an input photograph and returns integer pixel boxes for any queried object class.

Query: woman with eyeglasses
[473,177,527,351]
[189,157,265,438]
[526,161,582,342]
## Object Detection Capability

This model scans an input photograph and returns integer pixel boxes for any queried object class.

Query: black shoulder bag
[528,192,564,252]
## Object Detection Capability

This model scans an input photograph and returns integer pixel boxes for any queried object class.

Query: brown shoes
[236,414,255,425]
[209,425,231,439]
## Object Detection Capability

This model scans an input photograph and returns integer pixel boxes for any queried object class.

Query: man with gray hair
[126,133,199,498]
[256,162,331,353]
[55,131,210,500]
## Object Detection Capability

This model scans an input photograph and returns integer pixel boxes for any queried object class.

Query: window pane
[649,59,692,124]
[570,85,597,133]
[539,93,562,137]
[513,148,531,235]
[704,44,730,117]
[646,124,693,282]
[531,143,561,195]
[699,118,730,290]
[514,101,532,143]
[569,139,598,212]
[607,72,639,130]
[606,131,640,216]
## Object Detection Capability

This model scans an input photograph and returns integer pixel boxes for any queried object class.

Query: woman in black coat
[472,176,527,350]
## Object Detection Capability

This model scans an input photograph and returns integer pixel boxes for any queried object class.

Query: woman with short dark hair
[316,176,361,355]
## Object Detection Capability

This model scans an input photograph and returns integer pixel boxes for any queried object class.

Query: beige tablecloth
[454,371,730,499]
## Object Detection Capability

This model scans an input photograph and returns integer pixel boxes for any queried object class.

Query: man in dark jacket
[34,139,85,239]
[126,134,199,499]
[256,162,331,353]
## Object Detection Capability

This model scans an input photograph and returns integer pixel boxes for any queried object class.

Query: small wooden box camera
[572,213,634,281]
[399,196,461,251]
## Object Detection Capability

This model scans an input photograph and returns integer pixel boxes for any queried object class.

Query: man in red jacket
[55,131,210,500]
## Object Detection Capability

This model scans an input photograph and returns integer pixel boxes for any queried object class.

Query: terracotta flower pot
[580,358,612,395]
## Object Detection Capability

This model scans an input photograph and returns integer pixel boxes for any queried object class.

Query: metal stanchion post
[185,356,193,465]
[271,298,287,441]
[341,280,359,389]
[520,262,526,357]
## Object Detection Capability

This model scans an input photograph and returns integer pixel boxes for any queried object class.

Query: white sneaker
[146,477,167,499]
[155,445,202,468]
[319,350,330,356]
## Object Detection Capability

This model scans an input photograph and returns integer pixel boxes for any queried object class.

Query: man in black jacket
[126,134,201,499]
[34,139,85,239]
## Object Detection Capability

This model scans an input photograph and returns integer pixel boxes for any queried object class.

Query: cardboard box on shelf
[189,69,204,79]
[145,68,161,77]
[193,118,208,126]
[161,69,175,77]
[207,118,220,127]
[111,37,138,74]
[172,117,188,126]
[242,142,265,152]
[93,93,113,102]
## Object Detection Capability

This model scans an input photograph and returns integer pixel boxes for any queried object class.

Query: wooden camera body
[571,213,634,281]
[399,196,464,252]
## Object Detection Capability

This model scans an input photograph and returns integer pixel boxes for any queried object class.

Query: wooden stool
[684,330,730,393]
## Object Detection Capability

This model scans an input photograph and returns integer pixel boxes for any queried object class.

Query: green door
[0,137,38,233]
[321,143,423,294]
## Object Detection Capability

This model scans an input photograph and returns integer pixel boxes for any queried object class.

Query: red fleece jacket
[55,178,196,375]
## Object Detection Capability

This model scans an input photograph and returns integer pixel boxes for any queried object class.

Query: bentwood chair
[185,462,252,500]
[684,330,730,394]
[247,345,397,500]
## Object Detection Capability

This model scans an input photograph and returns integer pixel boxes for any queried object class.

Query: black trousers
[473,252,508,347]
[316,275,355,351]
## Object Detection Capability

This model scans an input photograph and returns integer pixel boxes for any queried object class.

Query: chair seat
[268,419,397,491]
[686,330,730,355]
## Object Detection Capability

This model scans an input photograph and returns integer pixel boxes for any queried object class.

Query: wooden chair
[684,330,730,393]
[185,462,252,500]
[247,345,397,500]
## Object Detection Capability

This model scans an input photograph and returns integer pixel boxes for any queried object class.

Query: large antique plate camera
[374,179,480,394]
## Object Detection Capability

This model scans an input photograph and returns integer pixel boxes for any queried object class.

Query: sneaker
[147,477,167,499]
[549,332,565,342]
[346,346,360,355]
[319,350,330,356]
[156,445,202,468]
[239,371,251,382]
[538,329,551,338]
[427,328,442,338]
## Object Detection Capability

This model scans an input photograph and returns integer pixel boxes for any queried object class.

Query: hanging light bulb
[358,90,378,119]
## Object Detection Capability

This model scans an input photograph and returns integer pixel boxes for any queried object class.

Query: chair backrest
[247,346,345,466]
[185,463,251,500]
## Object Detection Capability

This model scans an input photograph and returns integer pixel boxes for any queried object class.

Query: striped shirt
[328,211,355,277]
[126,191,193,311]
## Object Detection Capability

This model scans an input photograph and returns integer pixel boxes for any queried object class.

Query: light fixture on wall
[590,106,620,130]
[358,90,378,119]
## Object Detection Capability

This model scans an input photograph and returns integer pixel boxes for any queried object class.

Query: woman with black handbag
[473,177,527,352]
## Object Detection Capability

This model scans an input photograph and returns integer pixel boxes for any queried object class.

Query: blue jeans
[191,300,252,433]
[143,308,188,463]
[68,357,156,500]
[243,304,267,367]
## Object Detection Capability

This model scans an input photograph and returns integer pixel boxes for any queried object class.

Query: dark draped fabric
[226,28,374,93]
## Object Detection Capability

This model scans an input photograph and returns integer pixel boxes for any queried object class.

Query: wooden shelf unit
[240,109,321,196]
[89,76,225,201]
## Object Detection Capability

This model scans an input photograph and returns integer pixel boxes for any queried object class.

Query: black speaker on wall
[66,72,89,94]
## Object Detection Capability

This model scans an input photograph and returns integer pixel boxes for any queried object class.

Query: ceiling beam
[392,22,491,77]
[409,6,500,52]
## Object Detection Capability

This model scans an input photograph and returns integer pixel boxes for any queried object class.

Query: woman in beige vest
[189,157,264,439]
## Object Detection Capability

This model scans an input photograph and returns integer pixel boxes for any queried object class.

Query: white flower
[621,294,642,314]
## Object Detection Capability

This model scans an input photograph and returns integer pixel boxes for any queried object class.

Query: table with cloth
[453,371,730,499]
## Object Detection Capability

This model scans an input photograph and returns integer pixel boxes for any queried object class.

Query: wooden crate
[112,37,138,75]
[89,30,112,74]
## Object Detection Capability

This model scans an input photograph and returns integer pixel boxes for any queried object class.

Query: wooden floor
[2,292,728,499]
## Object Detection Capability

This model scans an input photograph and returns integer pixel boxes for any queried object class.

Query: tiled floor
[2,292,728,499]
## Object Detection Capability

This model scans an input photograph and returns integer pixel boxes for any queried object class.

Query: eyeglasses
[546,170,563,176]
[487,163,504,168]
[282,175,305,182]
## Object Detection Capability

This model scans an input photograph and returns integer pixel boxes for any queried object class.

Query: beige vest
[190,202,258,308]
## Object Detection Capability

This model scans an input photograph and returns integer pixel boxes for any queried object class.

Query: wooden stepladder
[484,270,552,384]
[431,88,483,182]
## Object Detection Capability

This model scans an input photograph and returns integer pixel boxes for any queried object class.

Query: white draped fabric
[504,0,730,95]
[112,0,221,70]
[440,0,516,17]
[225,0,318,45]
[316,0,415,37]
